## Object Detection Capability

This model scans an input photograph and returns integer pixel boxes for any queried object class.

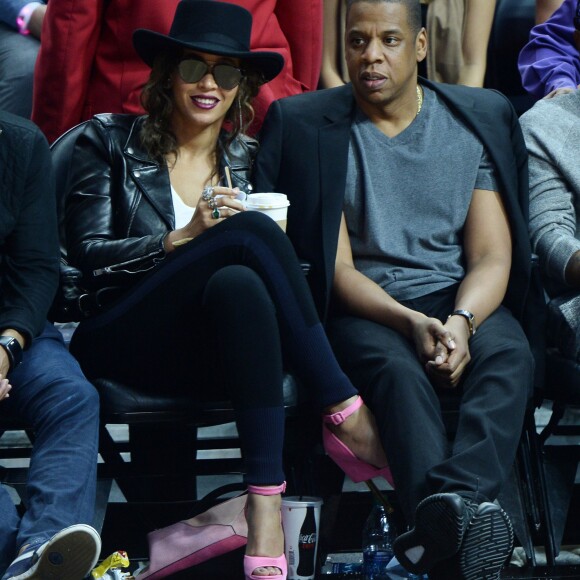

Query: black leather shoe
[393,493,477,574]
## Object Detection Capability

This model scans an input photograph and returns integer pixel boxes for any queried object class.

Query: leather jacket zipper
[92,249,165,277]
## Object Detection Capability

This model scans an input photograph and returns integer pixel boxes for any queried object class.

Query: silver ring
[208,197,217,210]
[212,207,220,219]
[202,186,214,202]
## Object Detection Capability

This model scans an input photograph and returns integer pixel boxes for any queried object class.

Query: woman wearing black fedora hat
[60,1,390,578]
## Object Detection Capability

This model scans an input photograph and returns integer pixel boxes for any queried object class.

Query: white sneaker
[4,524,101,580]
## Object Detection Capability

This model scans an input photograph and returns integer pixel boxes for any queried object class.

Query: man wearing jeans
[0,110,101,580]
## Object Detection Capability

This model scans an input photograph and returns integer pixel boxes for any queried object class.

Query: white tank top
[171,185,195,229]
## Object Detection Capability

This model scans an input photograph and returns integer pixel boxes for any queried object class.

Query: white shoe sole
[10,524,101,580]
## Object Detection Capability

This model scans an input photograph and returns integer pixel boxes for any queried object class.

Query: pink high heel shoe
[244,554,288,580]
[323,395,394,486]
[244,482,287,580]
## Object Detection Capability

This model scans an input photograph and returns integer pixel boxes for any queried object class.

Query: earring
[237,97,243,132]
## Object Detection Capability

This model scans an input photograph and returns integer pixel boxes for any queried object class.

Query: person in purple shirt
[519,0,580,98]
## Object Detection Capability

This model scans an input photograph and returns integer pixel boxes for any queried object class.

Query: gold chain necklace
[416,85,424,116]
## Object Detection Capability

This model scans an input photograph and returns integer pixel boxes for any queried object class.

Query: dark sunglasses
[177,57,244,90]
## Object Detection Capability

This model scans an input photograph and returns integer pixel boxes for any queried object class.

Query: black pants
[327,285,534,523]
[71,212,356,485]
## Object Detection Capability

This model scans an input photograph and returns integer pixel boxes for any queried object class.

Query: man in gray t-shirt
[254,1,536,579]
[336,80,524,579]
[329,5,530,575]
[345,89,498,301]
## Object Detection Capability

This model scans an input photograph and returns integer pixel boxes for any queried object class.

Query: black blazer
[64,114,257,291]
[254,80,533,329]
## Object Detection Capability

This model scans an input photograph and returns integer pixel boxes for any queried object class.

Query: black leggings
[71,211,356,485]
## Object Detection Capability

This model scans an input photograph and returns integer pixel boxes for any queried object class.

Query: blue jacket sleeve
[518,0,580,97]
[0,0,45,30]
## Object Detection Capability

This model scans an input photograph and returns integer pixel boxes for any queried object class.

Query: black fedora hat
[133,0,284,83]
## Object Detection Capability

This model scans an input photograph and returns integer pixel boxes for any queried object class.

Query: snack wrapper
[91,551,130,579]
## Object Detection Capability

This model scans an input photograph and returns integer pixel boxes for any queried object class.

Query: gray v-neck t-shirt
[344,86,498,301]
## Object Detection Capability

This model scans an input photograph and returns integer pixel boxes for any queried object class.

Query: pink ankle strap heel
[244,554,287,580]
[322,395,394,486]
[323,394,364,425]
[245,482,287,579]
[247,482,287,496]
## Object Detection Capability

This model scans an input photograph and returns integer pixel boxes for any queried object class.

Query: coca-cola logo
[299,533,317,546]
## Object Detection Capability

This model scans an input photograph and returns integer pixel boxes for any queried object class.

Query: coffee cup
[245,192,290,231]
[281,496,323,580]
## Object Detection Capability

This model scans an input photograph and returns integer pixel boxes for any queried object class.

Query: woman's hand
[164,186,246,251]
[188,185,246,235]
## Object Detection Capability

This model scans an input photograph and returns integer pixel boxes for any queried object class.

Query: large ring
[202,186,214,202]
[208,197,217,210]
[212,207,220,219]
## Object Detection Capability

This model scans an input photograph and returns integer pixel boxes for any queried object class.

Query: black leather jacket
[64,114,257,292]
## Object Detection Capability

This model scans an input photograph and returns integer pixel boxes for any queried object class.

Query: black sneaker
[393,493,477,574]
[457,502,514,580]
[428,502,514,580]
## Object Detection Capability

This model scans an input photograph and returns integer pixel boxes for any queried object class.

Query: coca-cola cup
[281,496,323,580]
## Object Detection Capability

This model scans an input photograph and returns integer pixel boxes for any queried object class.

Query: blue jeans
[0,323,99,574]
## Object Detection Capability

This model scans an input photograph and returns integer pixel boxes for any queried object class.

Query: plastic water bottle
[362,502,396,580]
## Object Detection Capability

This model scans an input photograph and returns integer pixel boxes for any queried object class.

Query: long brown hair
[140,50,262,164]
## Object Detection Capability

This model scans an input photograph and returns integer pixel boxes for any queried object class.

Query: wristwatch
[448,309,477,337]
[0,336,23,373]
